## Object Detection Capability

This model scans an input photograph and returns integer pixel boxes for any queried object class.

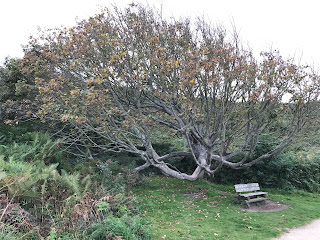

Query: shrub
[0,224,20,240]
[0,130,149,239]
[213,152,320,192]
[86,215,151,240]
[0,155,60,200]
[97,157,142,194]
[0,131,64,165]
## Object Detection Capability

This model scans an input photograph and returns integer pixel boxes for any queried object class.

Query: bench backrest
[234,183,260,193]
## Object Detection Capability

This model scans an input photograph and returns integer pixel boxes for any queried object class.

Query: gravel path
[272,219,320,240]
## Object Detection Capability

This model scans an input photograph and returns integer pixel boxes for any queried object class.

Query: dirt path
[239,201,320,240]
[272,219,320,240]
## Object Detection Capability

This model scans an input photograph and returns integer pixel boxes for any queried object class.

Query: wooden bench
[234,183,267,208]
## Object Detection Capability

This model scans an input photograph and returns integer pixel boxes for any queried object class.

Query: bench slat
[246,197,267,204]
[234,183,260,192]
[239,192,268,198]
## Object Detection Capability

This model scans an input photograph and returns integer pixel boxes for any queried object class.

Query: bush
[96,152,143,194]
[212,125,320,193]
[86,215,151,240]
[0,130,150,239]
[0,130,64,165]
[213,151,320,192]
[0,155,59,199]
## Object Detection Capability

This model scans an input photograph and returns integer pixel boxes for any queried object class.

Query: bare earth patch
[183,188,208,200]
[241,200,289,212]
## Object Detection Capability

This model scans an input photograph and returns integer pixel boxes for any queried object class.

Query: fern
[0,132,63,163]
[0,157,59,199]
[0,134,6,144]
[60,170,92,199]
[81,175,92,195]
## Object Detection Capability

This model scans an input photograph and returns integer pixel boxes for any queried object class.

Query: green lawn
[133,177,320,240]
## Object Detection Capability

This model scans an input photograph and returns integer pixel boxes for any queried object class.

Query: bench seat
[239,192,268,198]
[246,197,267,204]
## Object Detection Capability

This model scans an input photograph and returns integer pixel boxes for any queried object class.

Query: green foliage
[96,201,110,212]
[0,132,89,238]
[0,131,71,201]
[258,152,320,192]
[214,153,320,192]
[0,155,59,199]
[0,224,20,240]
[60,170,91,199]
[213,123,320,193]
[46,228,75,240]
[151,142,197,175]
[97,153,142,193]
[0,127,72,171]
[0,129,149,239]
[46,228,58,240]
[0,232,17,240]
[0,124,33,144]
[0,131,64,164]
[0,57,37,123]
[86,215,150,240]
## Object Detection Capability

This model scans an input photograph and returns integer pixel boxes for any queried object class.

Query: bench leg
[245,200,250,208]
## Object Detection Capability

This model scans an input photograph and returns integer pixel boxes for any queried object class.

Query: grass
[133,176,320,240]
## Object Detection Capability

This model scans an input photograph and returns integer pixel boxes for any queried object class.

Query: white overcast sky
[1,0,320,70]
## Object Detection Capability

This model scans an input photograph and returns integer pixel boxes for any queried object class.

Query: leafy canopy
[23,4,320,180]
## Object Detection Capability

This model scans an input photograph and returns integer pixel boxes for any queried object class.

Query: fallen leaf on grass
[105,234,123,239]
[217,195,227,199]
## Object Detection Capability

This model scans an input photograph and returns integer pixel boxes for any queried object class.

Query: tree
[0,58,37,125]
[23,4,320,180]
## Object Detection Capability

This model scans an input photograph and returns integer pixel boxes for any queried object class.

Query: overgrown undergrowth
[0,129,150,239]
